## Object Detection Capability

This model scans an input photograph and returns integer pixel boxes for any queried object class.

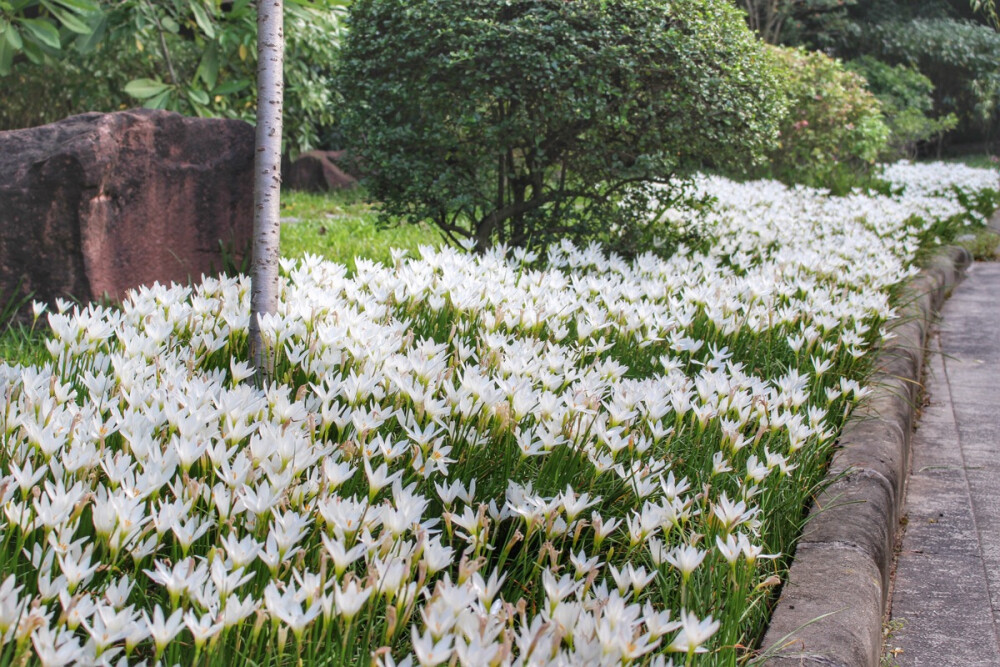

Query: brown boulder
[285,150,358,192]
[0,108,254,306]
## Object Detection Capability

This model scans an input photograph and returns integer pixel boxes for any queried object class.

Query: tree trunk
[249,0,285,377]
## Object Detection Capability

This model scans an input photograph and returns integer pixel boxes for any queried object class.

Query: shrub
[335,0,784,252]
[847,56,957,158]
[763,45,889,192]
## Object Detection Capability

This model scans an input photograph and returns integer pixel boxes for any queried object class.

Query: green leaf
[17,17,61,49]
[186,87,209,106]
[124,77,171,99]
[51,0,99,12]
[0,35,12,76]
[2,23,22,50]
[190,101,211,117]
[190,2,215,39]
[286,0,349,7]
[195,44,219,89]
[212,78,251,95]
[73,11,104,52]
[161,16,179,34]
[21,37,44,62]
[144,88,173,110]
[41,2,91,34]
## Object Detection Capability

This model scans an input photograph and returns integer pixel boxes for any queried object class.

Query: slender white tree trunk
[249,0,284,377]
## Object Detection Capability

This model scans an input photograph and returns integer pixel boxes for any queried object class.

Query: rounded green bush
[765,45,889,193]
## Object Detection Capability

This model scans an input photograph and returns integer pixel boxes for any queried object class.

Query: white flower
[412,627,454,667]
[264,581,321,639]
[183,610,224,648]
[664,545,706,578]
[144,606,184,657]
[0,575,26,638]
[333,579,373,621]
[667,610,720,654]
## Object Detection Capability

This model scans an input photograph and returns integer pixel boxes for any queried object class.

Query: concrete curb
[759,244,973,666]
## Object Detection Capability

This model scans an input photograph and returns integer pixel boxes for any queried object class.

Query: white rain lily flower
[31,625,85,667]
[412,627,454,667]
[183,610,223,649]
[712,492,756,533]
[264,581,322,639]
[667,610,720,654]
[321,533,367,577]
[144,606,184,659]
[664,545,707,579]
[332,578,373,621]
[0,576,25,638]
[364,458,403,501]
[221,594,258,628]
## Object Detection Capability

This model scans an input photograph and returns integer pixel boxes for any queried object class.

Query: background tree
[0,0,345,157]
[760,45,890,191]
[739,0,855,45]
[750,0,1000,152]
[855,17,1000,144]
[248,0,283,376]
[0,0,98,74]
[972,0,998,25]
[846,56,958,158]
[336,0,784,253]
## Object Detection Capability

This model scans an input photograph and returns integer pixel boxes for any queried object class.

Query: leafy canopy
[861,18,1000,131]
[0,0,346,157]
[847,56,957,158]
[336,0,783,252]
[0,0,100,74]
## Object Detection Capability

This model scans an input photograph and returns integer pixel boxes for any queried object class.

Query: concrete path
[888,262,1000,666]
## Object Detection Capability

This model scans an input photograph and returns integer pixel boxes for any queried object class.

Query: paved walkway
[888,262,1000,666]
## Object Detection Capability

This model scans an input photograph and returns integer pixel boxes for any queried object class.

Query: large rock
[285,150,358,192]
[0,109,254,306]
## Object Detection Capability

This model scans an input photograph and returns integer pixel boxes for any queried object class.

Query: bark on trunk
[249,0,284,377]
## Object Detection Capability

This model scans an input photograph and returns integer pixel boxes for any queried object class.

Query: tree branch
[145,1,179,85]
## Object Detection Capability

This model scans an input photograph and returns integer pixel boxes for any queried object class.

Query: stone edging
[759,244,973,666]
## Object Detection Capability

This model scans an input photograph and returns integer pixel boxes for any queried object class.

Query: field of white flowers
[0,162,996,667]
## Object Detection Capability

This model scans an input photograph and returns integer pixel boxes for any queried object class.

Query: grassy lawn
[279,188,441,271]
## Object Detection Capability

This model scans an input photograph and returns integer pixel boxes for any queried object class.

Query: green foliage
[958,225,1000,260]
[762,45,889,193]
[775,0,963,51]
[847,56,958,158]
[336,0,783,253]
[859,19,1000,133]
[737,0,857,45]
[0,0,100,75]
[0,0,346,157]
[971,0,999,27]
[757,0,1000,145]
